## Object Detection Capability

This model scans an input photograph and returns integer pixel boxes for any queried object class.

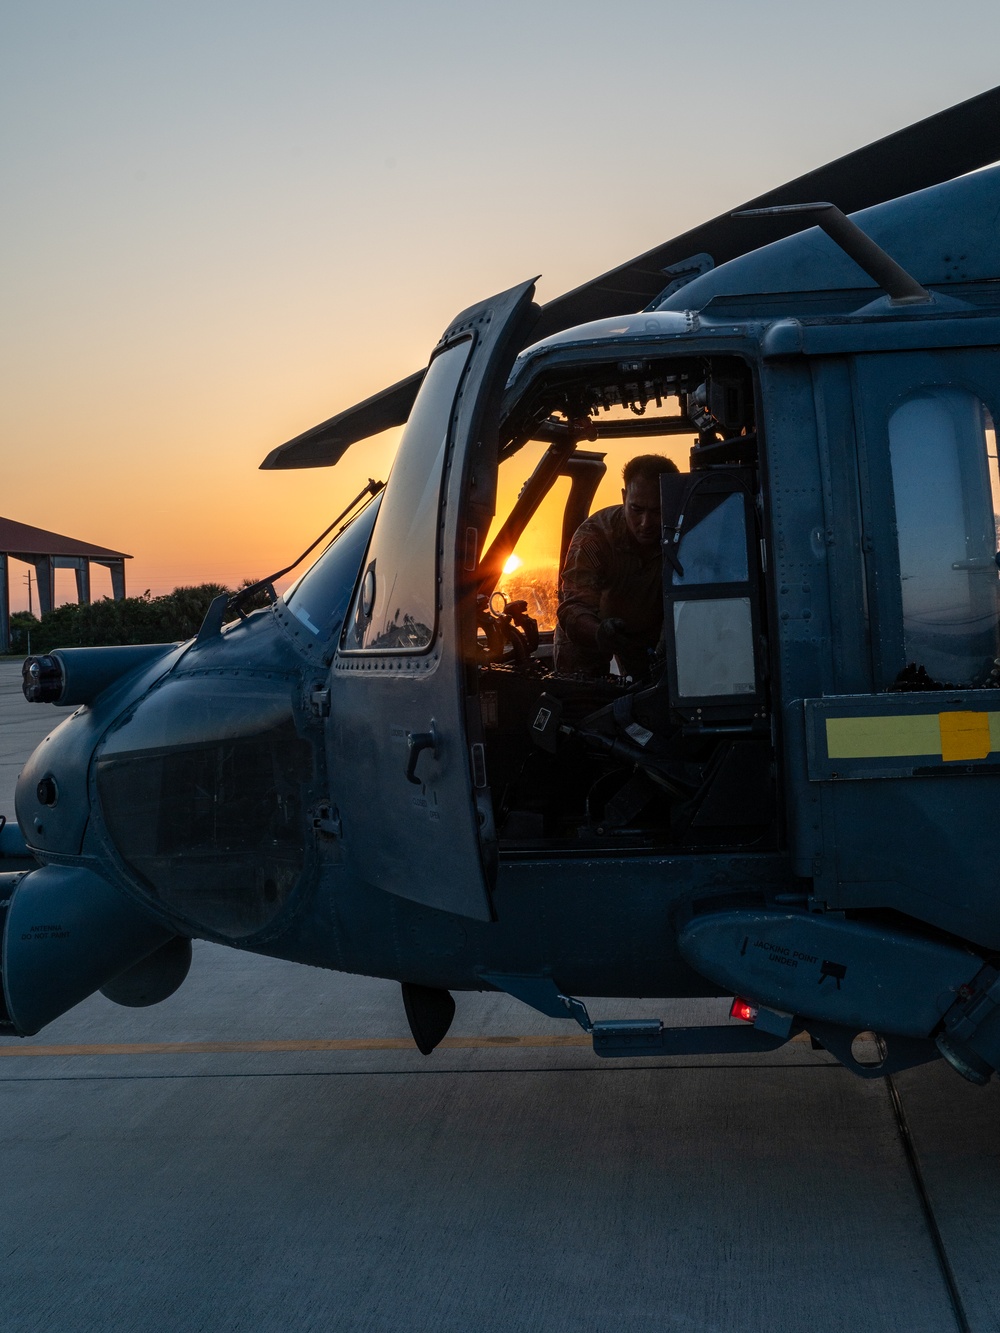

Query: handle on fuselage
[405,723,440,786]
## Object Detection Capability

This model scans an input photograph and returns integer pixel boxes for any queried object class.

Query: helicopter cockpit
[272,331,773,871]
[470,348,773,856]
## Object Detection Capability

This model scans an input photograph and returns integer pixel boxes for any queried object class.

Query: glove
[595,617,634,654]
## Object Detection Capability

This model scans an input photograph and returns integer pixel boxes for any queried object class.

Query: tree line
[7,584,234,654]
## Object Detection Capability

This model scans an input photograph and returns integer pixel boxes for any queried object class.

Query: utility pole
[23,571,33,617]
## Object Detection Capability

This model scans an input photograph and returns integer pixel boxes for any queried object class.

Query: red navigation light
[730,997,757,1024]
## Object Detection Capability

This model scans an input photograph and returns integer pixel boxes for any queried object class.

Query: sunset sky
[4,2,1000,611]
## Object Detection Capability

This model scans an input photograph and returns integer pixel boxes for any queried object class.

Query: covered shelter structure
[0,517,131,654]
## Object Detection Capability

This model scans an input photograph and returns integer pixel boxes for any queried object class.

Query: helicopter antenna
[733,202,930,305]
[228,478,385,618]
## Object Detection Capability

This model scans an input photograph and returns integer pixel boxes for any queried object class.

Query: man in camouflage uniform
[554,453,678,679]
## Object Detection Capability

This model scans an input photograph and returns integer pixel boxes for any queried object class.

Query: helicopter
[8,83,1000,1088]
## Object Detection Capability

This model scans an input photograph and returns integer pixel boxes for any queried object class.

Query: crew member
[554,453,678,678]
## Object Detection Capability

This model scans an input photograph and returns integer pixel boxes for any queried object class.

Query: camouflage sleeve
[557,517,610,643]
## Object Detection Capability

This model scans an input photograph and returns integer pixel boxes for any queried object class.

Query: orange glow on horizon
[6,379,696,617]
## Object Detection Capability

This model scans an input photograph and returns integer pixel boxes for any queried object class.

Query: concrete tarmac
[0,658,59,819]
[0,660,998,1332]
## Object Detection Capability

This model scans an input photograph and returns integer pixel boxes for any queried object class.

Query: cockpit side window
[888,388,1000,686]
[661,472,761,713]
[342,337,473,653]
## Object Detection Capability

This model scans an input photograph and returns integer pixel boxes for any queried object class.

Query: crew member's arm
[557,520,626,652]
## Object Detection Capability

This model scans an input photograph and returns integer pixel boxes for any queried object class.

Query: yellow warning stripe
[826,710,1000,762]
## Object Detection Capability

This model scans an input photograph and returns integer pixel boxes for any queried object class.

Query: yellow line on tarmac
[0,1035,595,1057]
[0,1032,811,1058]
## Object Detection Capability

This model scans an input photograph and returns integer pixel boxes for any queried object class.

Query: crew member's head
[621,454,678,547]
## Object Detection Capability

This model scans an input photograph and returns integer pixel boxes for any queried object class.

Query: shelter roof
[0,517,131,560]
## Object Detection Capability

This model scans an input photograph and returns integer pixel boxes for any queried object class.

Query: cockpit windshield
[282,492,382,642]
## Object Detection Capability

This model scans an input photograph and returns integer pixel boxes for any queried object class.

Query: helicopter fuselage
[8,161,1000,1085]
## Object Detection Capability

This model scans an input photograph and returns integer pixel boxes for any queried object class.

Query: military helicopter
[9,84,1000,1087]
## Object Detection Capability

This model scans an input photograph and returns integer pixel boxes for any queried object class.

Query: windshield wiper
[229,478,385,618]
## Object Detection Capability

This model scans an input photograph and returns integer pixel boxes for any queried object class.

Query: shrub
[8,611,41,653]
[14,583,234,652]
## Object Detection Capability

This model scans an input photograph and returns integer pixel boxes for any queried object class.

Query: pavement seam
[886,1074,970,1333]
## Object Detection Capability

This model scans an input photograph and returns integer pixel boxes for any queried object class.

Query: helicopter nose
[16,645,179,858]
[15,707,105,857]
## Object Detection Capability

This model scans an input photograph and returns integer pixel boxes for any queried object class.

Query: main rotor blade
[262,83,1000,470]
[530,81,1000,339]
[259,370,423,471]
